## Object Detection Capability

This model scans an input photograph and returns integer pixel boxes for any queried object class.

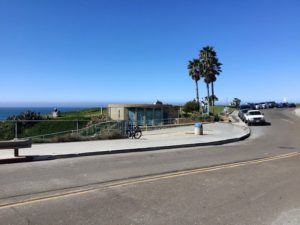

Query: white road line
[281,118,294,124]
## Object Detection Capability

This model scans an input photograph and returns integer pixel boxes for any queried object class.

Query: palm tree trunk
[211,81,215,106]
[195,80,201,112]
[195,80,199,104]
[206,82,210,107]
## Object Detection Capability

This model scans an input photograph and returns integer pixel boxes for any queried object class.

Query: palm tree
[199,47,213,106]
[187,59,201,106]
[205,94,219,104]
[199,46,222,106]
[210,75,216,106]
[204,76,211,106]
[232,98,241,108]
[210,61,222,106]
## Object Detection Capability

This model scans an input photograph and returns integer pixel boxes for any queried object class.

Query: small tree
[205,95,219,104]
[231,98,241,108]
[182,100,200,113]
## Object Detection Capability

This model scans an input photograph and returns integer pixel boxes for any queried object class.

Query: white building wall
[109,107,126,120]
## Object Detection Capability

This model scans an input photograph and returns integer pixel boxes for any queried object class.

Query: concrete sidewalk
[0,114,250,163]
[295,108,300,117]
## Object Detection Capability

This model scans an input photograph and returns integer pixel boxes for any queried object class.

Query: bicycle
[126,125,142,139]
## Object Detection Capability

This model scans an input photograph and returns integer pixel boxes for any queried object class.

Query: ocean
[0,107,90,120]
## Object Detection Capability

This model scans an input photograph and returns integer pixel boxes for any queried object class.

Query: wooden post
[14,148,19,157]
[15,122,18,139]
[77,120,79,134]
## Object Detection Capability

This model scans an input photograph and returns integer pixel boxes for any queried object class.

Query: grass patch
[59,107,107,119]
[18,121,88,138]
[210,105,235,115]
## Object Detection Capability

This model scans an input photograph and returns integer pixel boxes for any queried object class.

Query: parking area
[237,101,297,126]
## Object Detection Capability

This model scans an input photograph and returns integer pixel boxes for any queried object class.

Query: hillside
[0,108,108,141]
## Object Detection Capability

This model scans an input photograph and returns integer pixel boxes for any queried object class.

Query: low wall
[176,117,215,124]
[295,109,300,117]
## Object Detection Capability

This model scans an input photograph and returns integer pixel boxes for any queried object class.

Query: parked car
[261,103,267,109]
[244,110,266,125]
[239,104,251,110]
[254,104,262,110]
[238,109,249,122]
[288,103,296,108]
[276,102,288,108]
[266,101,276,108]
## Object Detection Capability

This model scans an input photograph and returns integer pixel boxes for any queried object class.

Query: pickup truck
[244,110,265,125]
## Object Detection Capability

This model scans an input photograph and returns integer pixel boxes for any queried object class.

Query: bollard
[14,148,19,157]
[194,123,203,135]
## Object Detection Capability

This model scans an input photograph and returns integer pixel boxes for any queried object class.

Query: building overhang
[108,104,179,109]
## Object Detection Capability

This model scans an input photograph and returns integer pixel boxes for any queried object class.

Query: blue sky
[0,0,299,107]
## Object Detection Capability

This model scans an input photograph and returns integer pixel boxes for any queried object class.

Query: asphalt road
[0,109,299,225]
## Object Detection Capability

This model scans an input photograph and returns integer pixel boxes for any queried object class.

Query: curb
[0,124,251,164]
[0,156,33,164]
[40,125,251,161]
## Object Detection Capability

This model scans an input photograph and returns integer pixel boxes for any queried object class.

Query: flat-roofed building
[108,104,180,126]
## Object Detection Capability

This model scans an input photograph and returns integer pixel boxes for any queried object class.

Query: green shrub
[189,113,210,121]
[182,100,200,113]
[214,114,220,122]
[0,122,15,140]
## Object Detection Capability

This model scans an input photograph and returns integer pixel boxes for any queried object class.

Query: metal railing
[78,120,126,137]
[127,117,207,132]
[0,119,126,142]
[0,116,214,142]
